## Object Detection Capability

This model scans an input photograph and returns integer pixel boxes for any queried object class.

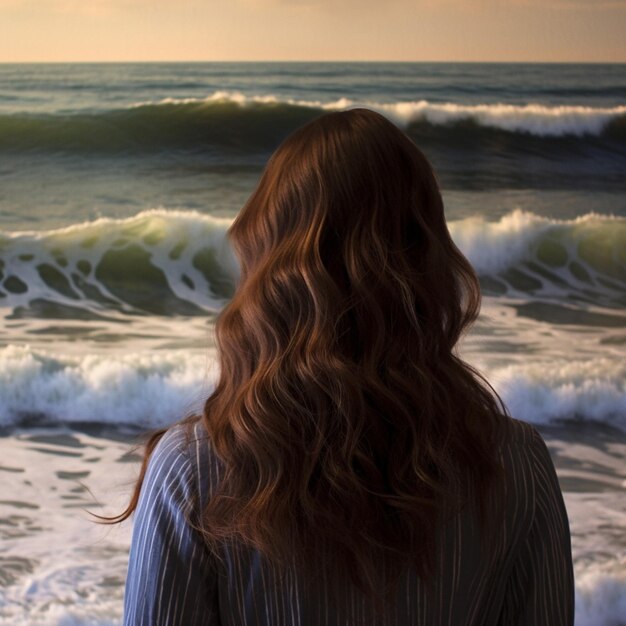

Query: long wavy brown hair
[101,107,510,619]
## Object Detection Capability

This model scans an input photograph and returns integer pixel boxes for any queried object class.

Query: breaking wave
[0,208,623,318]
[1,91,625,155]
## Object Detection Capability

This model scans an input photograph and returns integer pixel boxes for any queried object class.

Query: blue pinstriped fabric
[122,417,575,625]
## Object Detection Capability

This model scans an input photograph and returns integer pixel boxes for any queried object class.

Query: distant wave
[0,91,625,155]
[129,91,626,137]
[0,208,623,318]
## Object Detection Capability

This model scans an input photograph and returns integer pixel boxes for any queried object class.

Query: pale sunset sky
[1,0,625,63]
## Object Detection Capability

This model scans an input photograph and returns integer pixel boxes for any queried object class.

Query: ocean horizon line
[1,59,625,65]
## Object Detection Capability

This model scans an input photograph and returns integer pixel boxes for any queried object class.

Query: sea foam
[0,345,212,429]
[491,357,626,430]
[1,345,624,430]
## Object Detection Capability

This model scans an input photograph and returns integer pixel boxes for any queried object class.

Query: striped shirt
[122,417,575,625]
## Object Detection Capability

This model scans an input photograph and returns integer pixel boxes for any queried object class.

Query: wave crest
[0,208,624,318]
[133,91,626,138]
[1,91,625,155]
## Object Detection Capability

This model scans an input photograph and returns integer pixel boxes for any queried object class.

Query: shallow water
[0,420,624,625]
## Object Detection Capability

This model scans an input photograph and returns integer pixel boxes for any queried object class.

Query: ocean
[0,62,624,625]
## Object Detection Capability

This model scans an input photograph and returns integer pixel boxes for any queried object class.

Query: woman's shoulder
[498,415,551,457]
[154,415,211,457]
[157,414,547,470]
[145,416,213,488]
[495,415,559,496]
[499,415,541,445]
[155,415,220,510]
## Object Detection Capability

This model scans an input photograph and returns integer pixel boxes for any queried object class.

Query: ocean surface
[0,62,625,625]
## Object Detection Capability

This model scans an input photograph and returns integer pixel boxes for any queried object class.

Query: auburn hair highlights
[101,108,509,620]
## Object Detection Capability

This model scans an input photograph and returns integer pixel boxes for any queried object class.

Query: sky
[0,0,625,63]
